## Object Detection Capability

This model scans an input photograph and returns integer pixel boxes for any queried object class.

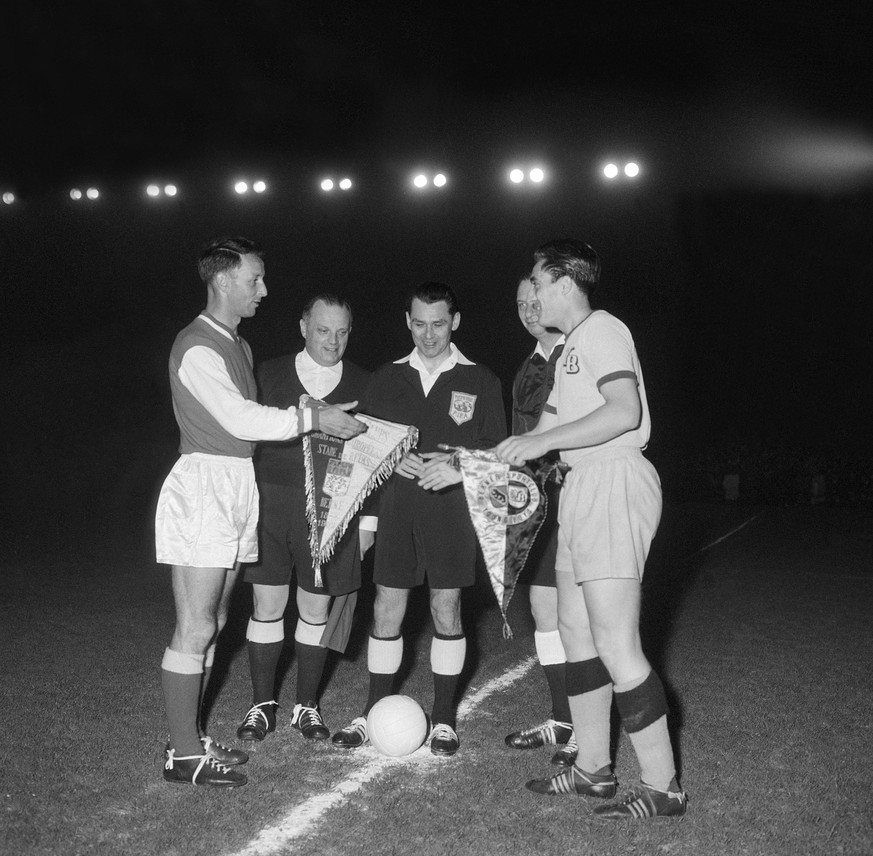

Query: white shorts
[155,453,259,569]
[555,447,661,583]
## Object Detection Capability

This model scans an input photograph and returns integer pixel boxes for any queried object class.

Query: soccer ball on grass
[366,695,427,757]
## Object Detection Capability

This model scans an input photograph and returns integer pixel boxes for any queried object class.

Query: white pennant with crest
[301,395,418,587]
[444,446,552,638]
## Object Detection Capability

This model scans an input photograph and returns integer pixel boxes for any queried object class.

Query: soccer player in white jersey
[496,239,687,820]
[155,237,366,788]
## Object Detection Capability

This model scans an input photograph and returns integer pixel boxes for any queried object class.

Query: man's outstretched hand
[317,401,368,440]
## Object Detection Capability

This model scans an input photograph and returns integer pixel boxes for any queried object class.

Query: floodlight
[2,192,14,204]
[164,184,177,196]
[86,188,99,199]
[433,173,447,187]
[339,178,352,190]
[70,188,83,200]
[413,174,428,188]
[603,164,619,179]
[253,180,266,193]
[509,168,524,183]
[624,162,640,177]
[234,181,248,194]
[146,184,160,197]
[321,178,334,191]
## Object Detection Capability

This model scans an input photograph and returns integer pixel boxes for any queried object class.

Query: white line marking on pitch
[685,512,763,559]
[230,656,537,856]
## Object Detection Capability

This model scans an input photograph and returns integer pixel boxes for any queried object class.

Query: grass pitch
[2,500,871,856]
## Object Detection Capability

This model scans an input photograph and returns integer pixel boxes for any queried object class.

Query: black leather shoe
[236,701,278,741]
[163,749,247,787]
[526,766,617,798]
[429,723,460,757]
[291,703,330,740]
[505,719,573,749]
[331,717,368,749]
[594,782,687,819]
[163,736,248,766]
[550,733,578,768]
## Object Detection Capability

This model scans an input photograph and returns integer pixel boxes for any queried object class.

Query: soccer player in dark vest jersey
[155,240,366,788]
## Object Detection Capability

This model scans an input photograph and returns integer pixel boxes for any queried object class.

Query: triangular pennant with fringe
[302,395,418,587]
[448,446,556,638]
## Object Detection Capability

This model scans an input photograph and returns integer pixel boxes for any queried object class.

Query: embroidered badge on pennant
[442,446,558,638]
[323,459,353,497]
[301,395,419,590]
[448,391,477,425]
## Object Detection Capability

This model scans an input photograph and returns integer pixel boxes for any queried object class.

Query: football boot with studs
[331,716,369,749]
[429,723,460,757]
[505,719,573,750]
[291,703,330,741]
[236,700,278,742]
[594,782,687,820]
[163,748,247,788]
[550,732,578,768]
[526,765,617,798]
[162,736,248,766]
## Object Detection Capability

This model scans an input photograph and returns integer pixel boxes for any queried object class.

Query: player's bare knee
[173,619,217,655]
[529,585,558,622]
[374,587,407,635]
[530,597,559,633]
[557,613,589,650]
[429,591,462,636]
[253,584,289,621]
[297,590,330,624]
[591,635,645,681]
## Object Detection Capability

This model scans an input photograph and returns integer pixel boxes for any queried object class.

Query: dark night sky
[2,1,873,521]
[4,1,872,190]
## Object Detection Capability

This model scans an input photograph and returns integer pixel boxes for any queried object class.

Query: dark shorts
[242,481,361,596]
[373,478,477,589]
[516,479,560,588]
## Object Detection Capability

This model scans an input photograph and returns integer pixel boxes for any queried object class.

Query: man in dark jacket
[503,276,577,769]
[236,295,374,744]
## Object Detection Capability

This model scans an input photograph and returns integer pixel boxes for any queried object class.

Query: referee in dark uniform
[331,282,506,756]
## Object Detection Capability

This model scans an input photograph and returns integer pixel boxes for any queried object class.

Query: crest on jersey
[449,391,477,425]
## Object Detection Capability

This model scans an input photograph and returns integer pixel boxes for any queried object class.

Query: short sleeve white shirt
[544,310,651,466]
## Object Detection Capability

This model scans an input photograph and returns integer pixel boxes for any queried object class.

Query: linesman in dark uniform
[503,276,577,768]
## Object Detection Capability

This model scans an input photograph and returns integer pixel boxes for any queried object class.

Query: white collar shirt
[396,342,475,396]
[533,334,566,362]
[295,349,344,400]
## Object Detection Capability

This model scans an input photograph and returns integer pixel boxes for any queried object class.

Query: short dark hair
[534,238,601,299]
[302,293,353,326]
[405,281,459,315]
[197,237,263,286]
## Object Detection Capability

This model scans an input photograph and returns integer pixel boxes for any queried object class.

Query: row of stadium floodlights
[1,163,642,205]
